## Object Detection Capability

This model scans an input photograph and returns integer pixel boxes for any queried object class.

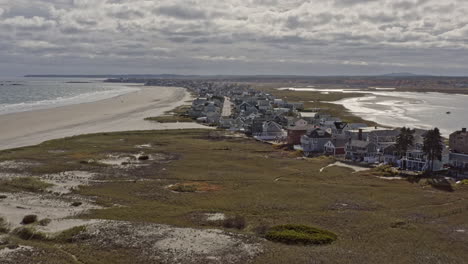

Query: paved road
[221,96,232,117]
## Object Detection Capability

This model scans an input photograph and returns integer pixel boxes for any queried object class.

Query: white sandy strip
[320,161,370,173]
[0,86,210,150]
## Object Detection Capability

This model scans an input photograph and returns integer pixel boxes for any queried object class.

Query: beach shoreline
[0,86,208,150]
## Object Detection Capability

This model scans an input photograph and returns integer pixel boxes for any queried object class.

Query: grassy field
[144,105,194,123]
[253,83,379,126]
[0,129,467,263]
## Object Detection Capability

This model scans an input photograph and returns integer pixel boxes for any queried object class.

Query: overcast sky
[0,0,467,76]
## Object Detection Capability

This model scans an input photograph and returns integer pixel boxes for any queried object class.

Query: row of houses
[143,79,468,177]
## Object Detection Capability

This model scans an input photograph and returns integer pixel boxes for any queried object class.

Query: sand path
[0,86,208,150]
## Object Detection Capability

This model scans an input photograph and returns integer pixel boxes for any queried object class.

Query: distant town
[107,78,468,179]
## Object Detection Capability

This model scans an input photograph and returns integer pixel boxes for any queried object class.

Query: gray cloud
[0,0,467,76]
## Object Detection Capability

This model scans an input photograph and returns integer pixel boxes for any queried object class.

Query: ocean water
[0,77,140,115]
[281,87,468,137]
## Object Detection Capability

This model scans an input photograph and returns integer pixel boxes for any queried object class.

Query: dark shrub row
[265,224,337,245]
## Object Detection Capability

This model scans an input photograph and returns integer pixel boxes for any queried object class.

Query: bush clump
[3,177,52,193]
[71,201,83,207]
[459,179,468,185]
[265,224,337,245]
[223,215,246,230]
[54,226,87,243]
[375,165,399,177]
[13,227,48,241]
[170,183,197,193]
[21,215,38,225]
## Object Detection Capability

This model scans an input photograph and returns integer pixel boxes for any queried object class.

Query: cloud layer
[0,0,467,75]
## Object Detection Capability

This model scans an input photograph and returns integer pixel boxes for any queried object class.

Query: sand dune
[0,86,208,150]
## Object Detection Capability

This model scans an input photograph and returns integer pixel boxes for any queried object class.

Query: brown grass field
[0,129,467,263]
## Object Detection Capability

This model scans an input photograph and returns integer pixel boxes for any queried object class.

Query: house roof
[307,128,332,138]
[348,140,374,148]
[327,138,348,147]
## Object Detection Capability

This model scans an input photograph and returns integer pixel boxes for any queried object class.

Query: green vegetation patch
[145,116,194,123]
[13,226,49,241]
[145,105,194,123]
[0,177,53,193]
[265,224,337,245]
[54,226,87,243]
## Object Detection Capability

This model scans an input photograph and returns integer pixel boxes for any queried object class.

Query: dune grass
[265,224,337,245]
[0,177,53,193]
[0,129,467,263]
[145,105,194,123]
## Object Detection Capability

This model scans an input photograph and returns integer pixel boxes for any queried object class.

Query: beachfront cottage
[400,143,449,172]
[218,118,234,129]
[300,128,332,154]
[381,144,399,164]
[367,129,399,145]
[324,138,347,156]
[254,121,286,141]
[449,128,468,154]
[449,152,468,179]
[257,100,272,111]
[345,140,378,163]
[286,123,315,146]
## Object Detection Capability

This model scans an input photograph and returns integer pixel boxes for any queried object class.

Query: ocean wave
[0,86,140,115]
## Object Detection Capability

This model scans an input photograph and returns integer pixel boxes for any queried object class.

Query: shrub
[54,226,87,243]
[459,179,468,185]
[13,227,48,241]
[253,224,270,236]
[170,184,197,193]
[138,155,150,161]
[223,215,246,230]
[71,201,83,207]
[38,218,52,226]
[0,195,7,199]
[265,224,337,245]
[21,215,38,225]
[3,177,52,193]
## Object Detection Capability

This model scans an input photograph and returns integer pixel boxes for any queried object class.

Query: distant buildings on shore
[115,78,468,178]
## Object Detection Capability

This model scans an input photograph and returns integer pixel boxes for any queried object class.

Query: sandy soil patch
[320,161,371,173]
[135,144,152,149]
[98,153,165,168]
[0,245,33,259]
[0,161,39,170]
[0,173,28,180]
[377,176,405,180]
[76,221,262,264]
[41,171,97,195]
[0,192,99,229]
[205,213,226,221]
[36,219,101,233]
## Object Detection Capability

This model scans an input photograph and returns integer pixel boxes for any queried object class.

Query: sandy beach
[0,86,208,150]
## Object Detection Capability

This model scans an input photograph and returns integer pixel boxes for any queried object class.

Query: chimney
[358,129,363,140]
[463,128,467,133]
